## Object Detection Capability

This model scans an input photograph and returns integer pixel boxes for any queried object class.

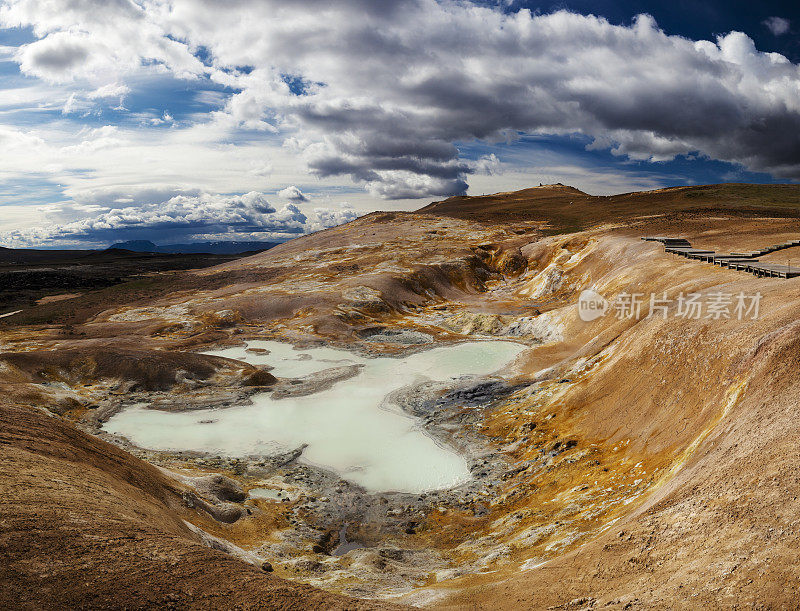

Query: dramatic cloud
[763,17,791,36]
[4,0,799,198]
[2,0,203,82]
[162,3,800,190]
[0,0,799,245]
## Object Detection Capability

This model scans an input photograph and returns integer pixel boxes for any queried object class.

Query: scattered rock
[209,503,246,524]
[194,474,247,503]
[358,327,434,345]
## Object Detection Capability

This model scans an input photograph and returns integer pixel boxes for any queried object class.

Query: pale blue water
[103,340,525,493]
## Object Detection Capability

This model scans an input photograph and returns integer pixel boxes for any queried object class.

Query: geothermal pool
[103,340,525,493]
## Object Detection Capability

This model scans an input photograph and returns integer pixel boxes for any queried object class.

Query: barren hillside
[3,184,800,608]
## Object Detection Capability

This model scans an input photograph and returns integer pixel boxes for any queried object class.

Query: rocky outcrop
[0,346,273,391]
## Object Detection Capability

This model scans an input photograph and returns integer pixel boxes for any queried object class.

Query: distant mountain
[109,240,158,252]
[108,240,281,255]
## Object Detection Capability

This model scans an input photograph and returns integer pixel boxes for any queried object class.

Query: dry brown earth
[3,184,800,608]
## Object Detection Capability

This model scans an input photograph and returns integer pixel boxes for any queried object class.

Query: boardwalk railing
[641,236,800,279]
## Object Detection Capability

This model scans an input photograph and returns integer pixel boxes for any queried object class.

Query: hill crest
[418,183,800,233]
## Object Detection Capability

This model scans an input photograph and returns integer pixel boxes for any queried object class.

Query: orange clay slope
[2,184,800,608]
[402,202,800,607]
[0,389,398,610]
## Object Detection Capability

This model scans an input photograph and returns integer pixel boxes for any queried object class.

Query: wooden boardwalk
[642,236,800,279]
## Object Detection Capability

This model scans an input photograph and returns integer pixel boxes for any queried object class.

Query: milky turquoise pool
[102,340,525,494]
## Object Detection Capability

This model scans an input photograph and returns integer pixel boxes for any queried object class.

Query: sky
[0,0,798,248]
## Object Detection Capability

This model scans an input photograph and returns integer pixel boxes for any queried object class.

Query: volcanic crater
[4,184,800,608]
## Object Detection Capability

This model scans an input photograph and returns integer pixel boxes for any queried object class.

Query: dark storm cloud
[4,0,800,200]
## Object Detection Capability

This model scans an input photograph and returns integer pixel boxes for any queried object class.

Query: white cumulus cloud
[0,190,364,247]
[277,185,308,202]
